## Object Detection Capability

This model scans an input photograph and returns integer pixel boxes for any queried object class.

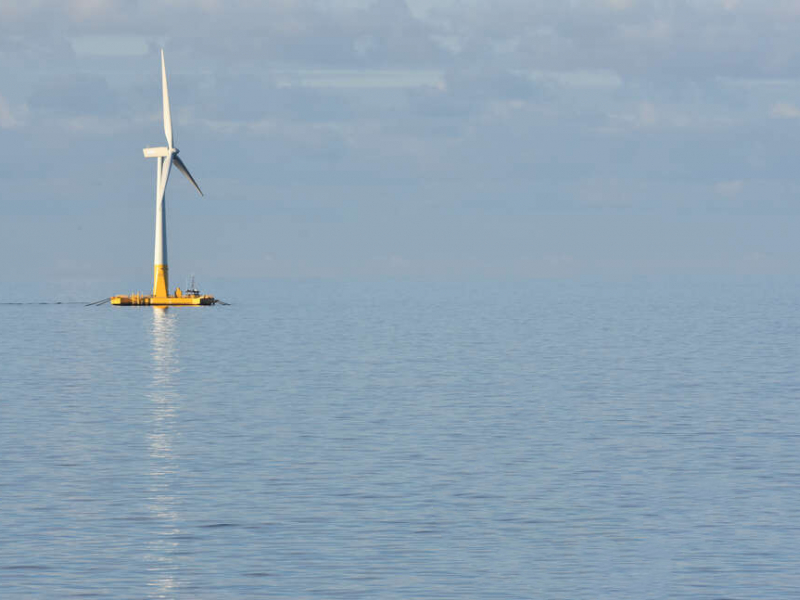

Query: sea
[2,277,799,599]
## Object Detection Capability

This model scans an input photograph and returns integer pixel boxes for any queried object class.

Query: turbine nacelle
[143,146,172,158]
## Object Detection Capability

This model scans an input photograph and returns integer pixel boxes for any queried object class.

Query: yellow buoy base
[111,293,216,306]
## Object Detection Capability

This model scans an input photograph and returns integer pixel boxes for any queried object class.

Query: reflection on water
[146,308,181,598]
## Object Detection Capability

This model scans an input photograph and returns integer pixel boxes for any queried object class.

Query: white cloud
[0,94,22,128]
[619,18,673,42]
[525,69,623,89]
[274,68,443,89]
[770,102,800,118]
[714,180,744,196]
[609,102,659,129]
[70,35,149,57]
[606,0,637,10]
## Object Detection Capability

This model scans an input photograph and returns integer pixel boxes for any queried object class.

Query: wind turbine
[109,50,218,306]
[144,49,204,298]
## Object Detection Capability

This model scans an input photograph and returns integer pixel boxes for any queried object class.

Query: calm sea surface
[2,279,800,598]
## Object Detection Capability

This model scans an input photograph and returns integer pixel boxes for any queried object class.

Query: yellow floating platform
[111,293,216,306]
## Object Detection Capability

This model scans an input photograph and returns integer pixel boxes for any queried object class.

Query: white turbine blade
[161,49,173,149]
[173,155,204,196]
[157,154,173,203]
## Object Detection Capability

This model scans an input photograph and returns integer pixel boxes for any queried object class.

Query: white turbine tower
[143,50,203,298]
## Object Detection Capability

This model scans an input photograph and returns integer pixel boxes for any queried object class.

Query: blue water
[2,279,800,598]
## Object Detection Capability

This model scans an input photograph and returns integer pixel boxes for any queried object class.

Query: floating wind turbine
[108,50,219,306]
[144,49,204,298]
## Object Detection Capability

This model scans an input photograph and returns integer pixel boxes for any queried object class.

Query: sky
[3,0,800,285]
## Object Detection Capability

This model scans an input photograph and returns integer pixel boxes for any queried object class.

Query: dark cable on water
[0,301,88,305]
[85,298,111,307]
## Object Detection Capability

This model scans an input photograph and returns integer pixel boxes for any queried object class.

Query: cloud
[609,102,660,129]
[0,93,22,128]
[714,179,744,196]
[606,0,637,10]
[66,0,122,22]
[5,0,800,84]
[770,102,800,118]
[6,1,800,280]
[70,34,149,57]
[27,73,120,117]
